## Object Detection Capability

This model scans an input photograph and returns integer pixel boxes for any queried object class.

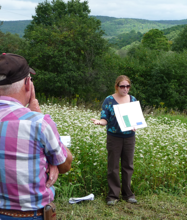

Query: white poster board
[60,136,71,148]
[113,101,147,132]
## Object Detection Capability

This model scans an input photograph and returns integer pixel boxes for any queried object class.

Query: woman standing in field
[91,75,137,205]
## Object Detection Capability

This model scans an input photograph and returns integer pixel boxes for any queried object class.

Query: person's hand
[27,81,41,112]
[132,127,137,132]
[46,164,59,188]
[91,118,101,125]
[91,118,107,126]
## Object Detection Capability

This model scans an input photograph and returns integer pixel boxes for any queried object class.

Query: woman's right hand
[91,118,101,125]
[91,118,107,126]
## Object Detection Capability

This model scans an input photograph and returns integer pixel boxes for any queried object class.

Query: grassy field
[40,102,187,219]
[55,193,187,219]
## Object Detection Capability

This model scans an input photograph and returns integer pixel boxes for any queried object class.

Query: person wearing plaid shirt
[0,53,73,219]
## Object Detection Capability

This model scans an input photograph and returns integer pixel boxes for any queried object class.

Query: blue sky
[0,0,187,21]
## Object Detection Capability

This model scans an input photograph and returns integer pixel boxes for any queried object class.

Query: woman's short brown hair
[115,75,131,92]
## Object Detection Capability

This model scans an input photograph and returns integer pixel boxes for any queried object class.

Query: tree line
[1,0,187,111]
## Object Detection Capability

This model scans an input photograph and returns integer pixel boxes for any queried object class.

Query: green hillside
[108,30,143,49]
[96,17,187,37]
[163,24,187,41]
[153,19,187,25]
[0,20,31,37]
[0,16,187,38]
[108,24,187,49]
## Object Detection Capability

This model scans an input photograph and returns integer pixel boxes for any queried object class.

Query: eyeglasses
[25,77,33,85]
[118,85,130,89]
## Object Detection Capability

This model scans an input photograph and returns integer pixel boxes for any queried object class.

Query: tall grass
[40,102,187,198]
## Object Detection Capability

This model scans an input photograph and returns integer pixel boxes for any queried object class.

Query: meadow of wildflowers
[40,103,187,197]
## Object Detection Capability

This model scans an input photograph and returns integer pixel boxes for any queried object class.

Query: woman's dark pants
[106,134,135,201]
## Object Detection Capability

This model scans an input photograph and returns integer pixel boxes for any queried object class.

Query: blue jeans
[0,211,44,220]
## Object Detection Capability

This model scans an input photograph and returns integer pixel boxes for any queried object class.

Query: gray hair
[0,75,25,96]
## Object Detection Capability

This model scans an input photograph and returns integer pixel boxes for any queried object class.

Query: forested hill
[96,16,187,37]
[0,20,31,37]
[108,24,187,50]
[0,16,187,37]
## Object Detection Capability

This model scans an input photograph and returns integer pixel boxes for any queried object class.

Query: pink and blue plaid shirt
[0,96,67,211]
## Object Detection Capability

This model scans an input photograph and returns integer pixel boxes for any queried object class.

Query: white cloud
[0,0,38,20]
[3,0,37,9]
[88,0,187,20]
[0,0,187,21]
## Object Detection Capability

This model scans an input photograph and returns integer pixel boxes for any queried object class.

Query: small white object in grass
[69,193,94,204]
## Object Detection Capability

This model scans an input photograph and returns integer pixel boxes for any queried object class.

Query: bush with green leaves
[142,29,170,51]
[172,25,187,52]
[0,31,26,54]
[23,0,111,101]
[120,45,187,110]
[149,50,187,110]
[121,45,160,106]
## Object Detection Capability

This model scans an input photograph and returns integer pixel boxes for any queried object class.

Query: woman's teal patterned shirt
[101,95,137,138]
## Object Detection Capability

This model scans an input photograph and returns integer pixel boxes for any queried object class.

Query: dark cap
[0,53,36,85]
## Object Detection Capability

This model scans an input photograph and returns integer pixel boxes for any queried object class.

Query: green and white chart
[113,101,147,132]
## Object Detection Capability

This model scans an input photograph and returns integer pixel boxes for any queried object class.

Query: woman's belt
[0,208,43,217]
